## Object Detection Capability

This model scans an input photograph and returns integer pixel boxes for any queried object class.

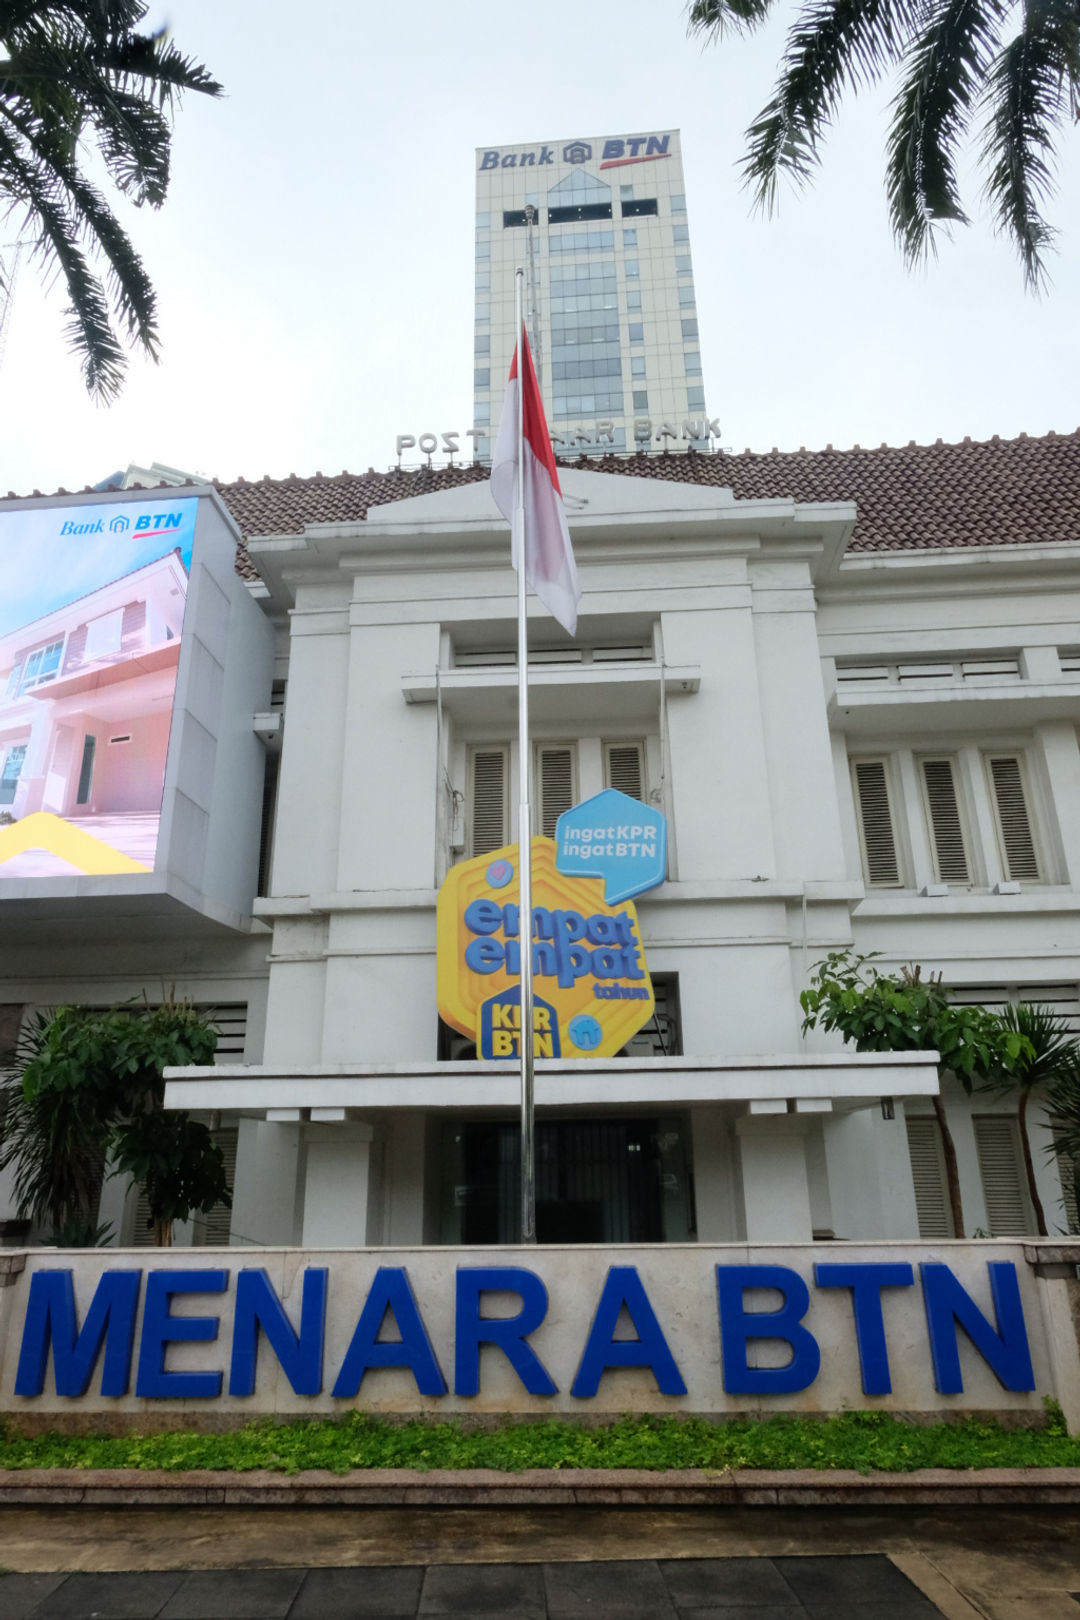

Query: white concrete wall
[2,1240,1076,1427]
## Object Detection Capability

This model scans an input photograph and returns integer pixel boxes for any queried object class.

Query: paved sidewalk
[0,1554,949,1619]
[2,1505,1079,1619]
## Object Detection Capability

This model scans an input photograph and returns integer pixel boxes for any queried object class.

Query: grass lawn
[2,1408,1078,1474]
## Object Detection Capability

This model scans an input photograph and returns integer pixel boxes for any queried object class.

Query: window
[0,743,27,807]
[851,758,902,886]
[686,386,706,411]
[906,1116,955,1237]
[670,194,687,214]
[673,223,690,244]
[475,239,490,260]
[549,228,614,253]
[920,757,971,883]
[684,350,702,375]
[604,741,645,800]
[474,401,490,424]
[475,271,490,292]
[620,184,634,200]
[475,303,490,323]
[469,746,509,856]
[850,746,1045,890]
[473,368,490,388]
[549,202,613,224]
[625,258,640,279]
[474,334,490,356]
[675,254,693,276]
[678,286,696,307]
[626,290,642,312]
[974,1116,1031,1235]
[630,356,646,378]
[536,744,577,836]
[83,608,124,662]
[621,198,658,217]
[632,389,648,410]
[17,638,64,695]
[681,318,698,339]
[628,322,643,343]
[622,228,637,247]
[986,754,1040,881]
[476,212,490,229]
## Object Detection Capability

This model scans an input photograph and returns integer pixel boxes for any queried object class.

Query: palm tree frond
[741,0,923,206]
[980,0,1080,290]
[885,0,1010,265]
[0,0,219,398]
[688,0,781,40]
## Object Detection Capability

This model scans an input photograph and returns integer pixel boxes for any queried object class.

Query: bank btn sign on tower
[436,792,666,1060]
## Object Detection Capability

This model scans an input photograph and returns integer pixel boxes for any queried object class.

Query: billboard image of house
[0,498,198,880]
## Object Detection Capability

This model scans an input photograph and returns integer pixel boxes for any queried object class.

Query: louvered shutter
[132,1126,238,1247]
[605,741,645,801]
[906,1116,954,1237]
[537,745,576,838]
[470,747,508,856]
[973,1115,1030,1235]
[193,1128,239,1247]
[921,758,970,882]
[852,759,901,886]
[987,756,1040,881]
[1055,1146,1080,1235]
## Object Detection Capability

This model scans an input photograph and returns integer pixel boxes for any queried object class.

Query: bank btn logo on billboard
[0,497,198,881]
[437,794,667,1060]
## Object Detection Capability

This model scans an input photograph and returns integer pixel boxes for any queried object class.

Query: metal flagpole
[514,266,537,1246]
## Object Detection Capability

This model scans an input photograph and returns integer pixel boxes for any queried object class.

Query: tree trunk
[932,1091,966,1238]
[1017,1090,1048,1236]
[154,1217,173,1247]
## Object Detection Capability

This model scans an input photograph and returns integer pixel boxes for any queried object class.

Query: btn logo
[437,837,655,1061]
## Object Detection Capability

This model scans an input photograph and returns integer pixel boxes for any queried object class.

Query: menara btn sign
[437,837,655,1060]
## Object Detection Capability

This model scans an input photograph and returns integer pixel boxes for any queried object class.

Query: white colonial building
[2,433,1079,1251]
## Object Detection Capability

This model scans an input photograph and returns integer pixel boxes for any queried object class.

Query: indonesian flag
[490,329,580,636]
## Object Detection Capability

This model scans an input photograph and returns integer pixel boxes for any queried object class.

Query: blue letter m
[15,1270,141,1397]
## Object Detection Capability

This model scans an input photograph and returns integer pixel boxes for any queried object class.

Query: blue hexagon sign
[554,789,667,904]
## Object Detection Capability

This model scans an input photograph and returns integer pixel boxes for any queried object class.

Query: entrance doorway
[439,1116,695,1245]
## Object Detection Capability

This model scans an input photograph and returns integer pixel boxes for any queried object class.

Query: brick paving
[0,1555,944,1618]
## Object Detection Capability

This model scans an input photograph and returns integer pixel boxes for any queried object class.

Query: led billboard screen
[0,498,198,881]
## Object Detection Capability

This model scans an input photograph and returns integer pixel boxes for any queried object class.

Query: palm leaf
[739,0,924,208]
[885,0,1010,264]
[981,0,1080,289]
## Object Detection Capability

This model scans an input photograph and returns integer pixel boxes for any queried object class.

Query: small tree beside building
[0,1000,227,1246]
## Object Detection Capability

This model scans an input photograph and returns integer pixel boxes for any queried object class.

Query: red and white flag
[490,329,580,636]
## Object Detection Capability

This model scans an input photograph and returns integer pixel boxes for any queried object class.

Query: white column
[751,562,847,880]
[662,599,776,882]
[1034,720,1080,886]
[823,1106,920,1240]
[231,1119,302,1247]
[689,1106,738,1241]
[300,1122,375,1246]
[736,1115,813,1241]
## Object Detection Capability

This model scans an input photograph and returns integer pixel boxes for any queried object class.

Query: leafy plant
[800,952,1030,1236]
[2,998,224,1245]
[980,1003,1080,1236]
[1,1408,1077,1473]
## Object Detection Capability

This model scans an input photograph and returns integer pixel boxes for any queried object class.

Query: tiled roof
[27,430,1080,578]
[209,431,1080,575]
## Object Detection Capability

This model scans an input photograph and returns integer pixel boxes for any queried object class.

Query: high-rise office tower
[474,129,709,460]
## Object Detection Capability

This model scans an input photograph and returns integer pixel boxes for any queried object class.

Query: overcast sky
[1,1,1077,497]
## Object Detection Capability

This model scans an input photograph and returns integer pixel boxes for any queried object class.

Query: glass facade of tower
[474,131,708,460]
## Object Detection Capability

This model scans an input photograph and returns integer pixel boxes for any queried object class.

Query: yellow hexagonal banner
[437,836,654,1060]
